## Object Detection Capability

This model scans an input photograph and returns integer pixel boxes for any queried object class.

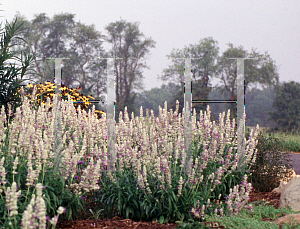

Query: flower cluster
[21,183,65,228]
[6,182,21,218]
[0,157,6,193]
[224,174,254,216]
[191,174,254,220]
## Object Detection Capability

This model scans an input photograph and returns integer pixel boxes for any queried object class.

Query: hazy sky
[1,0,300,94]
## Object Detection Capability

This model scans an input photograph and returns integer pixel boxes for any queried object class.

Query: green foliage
[202,201,300,229]
[133,82,179,118]
[104,19,156,124]
[95,166,206,224]
[0,145,85,227]
[0,96,105,227]
[175,221,212,229]
[267,81,300,133]
[210,167,250,207]
[245,87,278,128]
[90,116,255,224]
[158,37,219,118]
[246,127,295,192]
[157,41,280,128]
[213,43,279,123]
[0,18,36,128]
[215,43,280,97]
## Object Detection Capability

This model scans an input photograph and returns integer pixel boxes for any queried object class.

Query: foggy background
[1,0,300,128]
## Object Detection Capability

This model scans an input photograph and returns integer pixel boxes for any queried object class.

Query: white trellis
[48,56,253,175]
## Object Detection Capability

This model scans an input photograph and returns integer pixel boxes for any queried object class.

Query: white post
[229,57,254,174]
[174,57,201,175]
[46,57,69,173]
[98,57,123,173]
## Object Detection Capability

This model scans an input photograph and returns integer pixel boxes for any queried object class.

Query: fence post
[228,57,254,174]
[98,57,123,173]
[46,57,69,174]
[172,57,201,175]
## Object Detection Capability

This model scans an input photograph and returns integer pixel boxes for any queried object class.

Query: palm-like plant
[0,17,36,127]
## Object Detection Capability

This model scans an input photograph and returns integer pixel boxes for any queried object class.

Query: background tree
[10,12,108,104]
[133,82,180,118]
[157,37,219,121]
[0,17,36,127]
[267,81,300,133]
[104,18,156,123]
[213,43,280,122]
[244,87,277,128]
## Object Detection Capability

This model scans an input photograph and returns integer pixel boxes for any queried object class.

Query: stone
[272,213,300,227]
[272,173,300,194]
[272,180,288,194]
[278,177,300,212]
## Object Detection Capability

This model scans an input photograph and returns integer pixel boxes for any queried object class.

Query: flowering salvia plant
[0,86,94,227]
[94,97,259,223]
[0,84,260,227]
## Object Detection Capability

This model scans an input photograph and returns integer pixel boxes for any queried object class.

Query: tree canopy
[157,37,219,118]
[213,43,280,120]
[10,12,108,99]
[158,40,280,124]
[104,18,156,123]
[267,81,300,133]
[9,12,287,128]
[11,14,156,123]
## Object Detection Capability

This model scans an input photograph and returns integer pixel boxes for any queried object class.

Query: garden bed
[55,184,289,229]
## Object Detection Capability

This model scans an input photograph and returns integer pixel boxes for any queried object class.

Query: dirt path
[281,152,300,175]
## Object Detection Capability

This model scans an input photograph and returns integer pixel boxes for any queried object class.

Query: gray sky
[1,0,300,94]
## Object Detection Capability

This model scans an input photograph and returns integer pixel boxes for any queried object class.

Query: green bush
[0,18,36,129]
[246,128,295,192]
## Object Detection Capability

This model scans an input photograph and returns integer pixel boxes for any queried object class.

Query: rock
[272,174,300,194]
[278,177,300,212]
[272,213,300,227]
[272,180,288,194]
